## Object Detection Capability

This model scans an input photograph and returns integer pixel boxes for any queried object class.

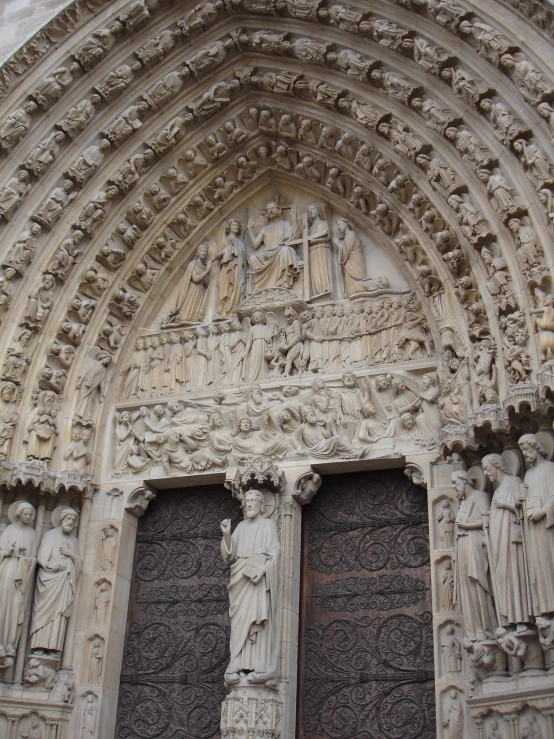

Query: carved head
[225,218,242,236]
[197,242,209,260]
[401,412,414,430]
[375,375,390,391]
[451,470,473,499]
[15,501,35,525]
[482,453,510,483]
[284,305,297,323]
[518,433,546,465]
[238,417,252,434]
[244,489,265,518]
[251,309,266,325]
[265,201,281,220]
[342,372,357,388]
[1,382,16,401]
[60,508,78,533]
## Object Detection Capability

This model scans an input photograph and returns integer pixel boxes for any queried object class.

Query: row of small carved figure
[436,442,554,688]
[0,0,550,349]
[112,371,442,477]
[0,49,549,466]
[0,36,540,394]
[0,5,551,249]
[0,110,531,472]
[119,296,434,398]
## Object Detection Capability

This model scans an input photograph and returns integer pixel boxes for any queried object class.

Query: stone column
[61,488,94,670]
[66,480,142,738]
[408,455,472,738]
[278,466,307,739]
[544,710,554,739]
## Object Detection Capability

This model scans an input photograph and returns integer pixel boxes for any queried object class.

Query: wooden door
[115,487,240,739]
[297,469,435,739]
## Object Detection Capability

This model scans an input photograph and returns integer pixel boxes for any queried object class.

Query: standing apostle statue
[518,434,554,618]
[29,508,81,655]
[221,489,281,687]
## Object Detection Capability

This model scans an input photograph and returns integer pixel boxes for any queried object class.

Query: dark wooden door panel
[298,470,436,739]
[115,487,240,739]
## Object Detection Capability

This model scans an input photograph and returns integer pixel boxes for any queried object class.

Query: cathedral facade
[0,0,554,736]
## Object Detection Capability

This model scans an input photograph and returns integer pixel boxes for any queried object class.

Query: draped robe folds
[488,474,532,625]
[218,236,244,316]
[221,516,281,678]
[0,523,37,655]
[523,460,554,615]
[455,490,497,640]
[308,218,332,296]
[249,217,298,291]
[30,527,82,651]
[174,256,212,323]
[335,229,371,297]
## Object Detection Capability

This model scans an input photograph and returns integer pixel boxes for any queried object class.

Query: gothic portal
[1,0,554,735]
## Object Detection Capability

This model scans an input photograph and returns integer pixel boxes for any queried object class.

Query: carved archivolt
[0,0,552,736]
[0,0,551,474]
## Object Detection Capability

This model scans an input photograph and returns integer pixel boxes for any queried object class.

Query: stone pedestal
[221,682,282,738]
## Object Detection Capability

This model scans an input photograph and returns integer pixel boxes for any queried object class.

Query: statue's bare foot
[264,677,277,688]
[225,672,240,685]
[246,671,265,684]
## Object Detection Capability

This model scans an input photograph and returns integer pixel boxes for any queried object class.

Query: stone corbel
[125,484,156,517]
[404,462,427,488]
[293,470,322,505]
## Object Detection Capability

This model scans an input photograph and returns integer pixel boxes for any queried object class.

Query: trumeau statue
[221,489,281,687]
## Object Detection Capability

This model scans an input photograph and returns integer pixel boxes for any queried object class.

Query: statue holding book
[221,489,281,688]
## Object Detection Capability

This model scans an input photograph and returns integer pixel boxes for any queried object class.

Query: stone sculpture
[30,508,81,655]
[0,502,37,664]
[221,489,280,687]
[452,470,496,641]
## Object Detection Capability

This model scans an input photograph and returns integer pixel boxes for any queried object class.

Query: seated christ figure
[248,201,300,291]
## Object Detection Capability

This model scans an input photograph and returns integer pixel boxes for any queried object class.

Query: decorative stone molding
[221,685,282,738]
[0,460,94,496]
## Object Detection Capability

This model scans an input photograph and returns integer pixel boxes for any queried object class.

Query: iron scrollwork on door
[115,488,240,739]
[299,470,435,739]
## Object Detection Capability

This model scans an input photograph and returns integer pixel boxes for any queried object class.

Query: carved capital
[125,485,156,517]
